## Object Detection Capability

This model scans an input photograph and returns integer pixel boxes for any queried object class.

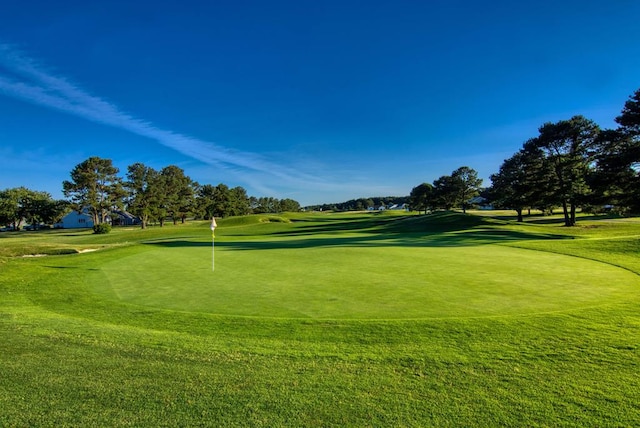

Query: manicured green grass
[1,211,639,426]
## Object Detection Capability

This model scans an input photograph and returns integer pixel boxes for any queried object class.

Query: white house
[389,203,409,211]
[56,209,140,228]
[57,209,94,229]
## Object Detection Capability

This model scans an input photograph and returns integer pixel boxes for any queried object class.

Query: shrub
[93,223,112,234]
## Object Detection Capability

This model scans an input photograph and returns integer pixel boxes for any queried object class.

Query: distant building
[389,203,409,211]
[468,196,494,210]
[111,210,140,226]
[56,208,140,228]
[56,208,94,229]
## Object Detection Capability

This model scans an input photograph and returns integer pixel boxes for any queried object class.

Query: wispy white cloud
[0,44,334,197]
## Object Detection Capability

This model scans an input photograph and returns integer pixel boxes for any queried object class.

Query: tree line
[0,158,300,230]
[4,88,638,230]
[409,166,483,216]
[306,196,409,212]
[409,88,640,226]
[487,88,639,226]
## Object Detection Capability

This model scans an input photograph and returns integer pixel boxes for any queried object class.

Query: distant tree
[365,198,375,210]
[587,89,640,214]
[208,184,232,217]
[409,183,434,214]
[304,196,408,212]
[125,163,161,229]
[609,88,640,213]
[254,196,280,214]
[228,186,251,216]
[251,196,266,214]
[62,157,124,225]
[616,88,640,136]
[0,187,68,230]
[519,141,558,215]
[451,166,482,213]
[527,116,599,226]
[280,198,301,212]
[248,196,260,214]
[432,175,458,210]
[0,187,29,230]
[24,191,67,226]
[41,199,70,225]
[196,184,217,219]
[159,165,195,225]
[489,151,531,221]
[192,180,298,219]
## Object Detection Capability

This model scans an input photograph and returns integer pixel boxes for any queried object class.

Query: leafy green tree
[196,184,252,218]
[365,198,375,210]
[0,187,29,229]
[409,183,434,214]
[125,163,161,229]
[280,198,301,212]
[63,157,124,226]
[23,191,67,226]
[254,196,280,214]
[528,116,599,226]
[0,187,68,229]
[451,166,482,213]
[41,199,69,225]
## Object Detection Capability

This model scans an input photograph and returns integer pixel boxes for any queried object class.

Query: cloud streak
[0,44,328,194]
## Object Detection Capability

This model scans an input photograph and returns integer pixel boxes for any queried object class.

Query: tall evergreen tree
[489,151,529,222]
[229,186,251,216]
[409,183,434,214]
[62,157,124,225]
[528,116,599,226]
[451,166,482,213]
[125,163,161,229]
[616,88,640,136]
[159,165,195,225]
[432,175,458,210]
[611,88,640,213]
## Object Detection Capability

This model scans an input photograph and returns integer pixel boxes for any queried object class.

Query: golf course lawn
[99,243,637,319]
[1,211,639,426]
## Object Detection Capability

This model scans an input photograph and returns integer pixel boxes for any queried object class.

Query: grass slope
[1,211,639,426]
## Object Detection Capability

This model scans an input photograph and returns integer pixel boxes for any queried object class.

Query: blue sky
[1,1,639,206]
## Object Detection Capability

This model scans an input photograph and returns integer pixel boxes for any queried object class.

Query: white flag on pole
[210,217,217,237]
[210,217,217,272]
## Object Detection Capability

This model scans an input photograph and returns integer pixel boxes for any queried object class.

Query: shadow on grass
[519,213,623,225]
[43,265,99,270]
[142,212,572,251]
[261,211,485,238]
[145,227,567,251]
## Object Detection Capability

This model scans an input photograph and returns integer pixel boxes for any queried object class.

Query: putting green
[96,239,640,319]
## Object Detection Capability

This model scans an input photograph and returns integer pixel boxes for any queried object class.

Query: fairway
[99,241,639,319]
[2,211,640,426]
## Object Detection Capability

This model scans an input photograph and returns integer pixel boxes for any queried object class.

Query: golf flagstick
[210,217,217,271]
